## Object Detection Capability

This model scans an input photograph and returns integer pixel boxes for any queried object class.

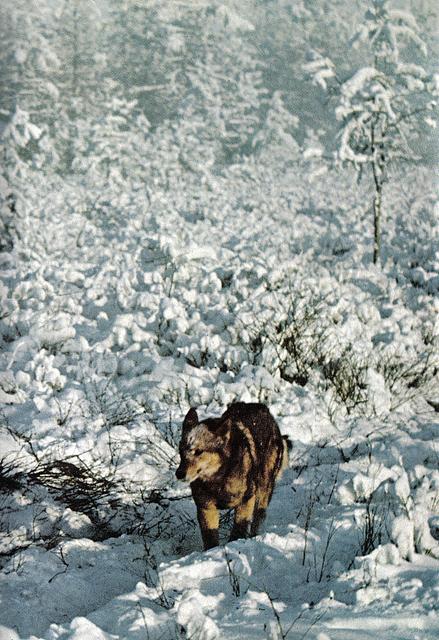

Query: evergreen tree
[104,0,178,126]
[307,0,438,264]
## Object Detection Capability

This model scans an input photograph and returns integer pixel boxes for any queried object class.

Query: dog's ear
[215,416,232,439]
[183,408,199,431]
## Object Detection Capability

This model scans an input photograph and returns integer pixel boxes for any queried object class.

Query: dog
[176,402,290,550]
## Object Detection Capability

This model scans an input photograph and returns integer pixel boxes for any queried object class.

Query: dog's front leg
[197,502,220,550]
[230,494,256,542]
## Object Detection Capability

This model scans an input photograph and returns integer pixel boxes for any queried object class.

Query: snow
[303,53,336,91]
[0,1,438,638]
[0,158,437,639]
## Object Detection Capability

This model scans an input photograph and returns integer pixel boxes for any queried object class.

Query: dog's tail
[278,435,292,478]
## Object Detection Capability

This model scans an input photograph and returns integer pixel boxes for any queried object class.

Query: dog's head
[175,408,231,483]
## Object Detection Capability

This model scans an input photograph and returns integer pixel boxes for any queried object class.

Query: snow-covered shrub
[238,282,394,418]
[318,346,369,417]
[357,498,388,556]
[83,378,144,430]
[27,458,117,523]
[377,341,439,410]
[343,460,439,562]
[242,285,327,386]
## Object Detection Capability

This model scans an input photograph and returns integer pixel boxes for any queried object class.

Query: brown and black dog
[176,402,290,550]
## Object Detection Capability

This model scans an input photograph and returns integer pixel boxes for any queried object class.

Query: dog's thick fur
[176,402,290,550]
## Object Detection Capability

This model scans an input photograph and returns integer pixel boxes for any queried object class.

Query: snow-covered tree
[104,0,179,126]
[336,1,437,264]
[70,88,150,186]
[49,1,110,173]
[0,106,44,250]
[0,0,63,178]
[306,0,438,264]
[0,1,59,121]
[252,91,300,167]
[167,3,267,164]
[0,0,110,175]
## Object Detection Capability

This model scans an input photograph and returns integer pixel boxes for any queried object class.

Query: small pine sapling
[306,0,438,264]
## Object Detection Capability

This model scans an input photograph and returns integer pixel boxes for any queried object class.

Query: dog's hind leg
[251,439,289,536]
[250,485,274,537]
[230,494,256,542]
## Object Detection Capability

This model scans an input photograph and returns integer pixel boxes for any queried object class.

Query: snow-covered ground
[1,160,438,639]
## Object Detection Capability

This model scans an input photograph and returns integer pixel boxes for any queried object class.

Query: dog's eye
[194,449,203,456]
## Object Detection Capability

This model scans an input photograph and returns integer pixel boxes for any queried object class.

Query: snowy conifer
[335,0,437,264]
[306,0,437,264]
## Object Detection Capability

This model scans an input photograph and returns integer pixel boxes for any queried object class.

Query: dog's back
[225,403,288,533]
[223,402,286,473]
